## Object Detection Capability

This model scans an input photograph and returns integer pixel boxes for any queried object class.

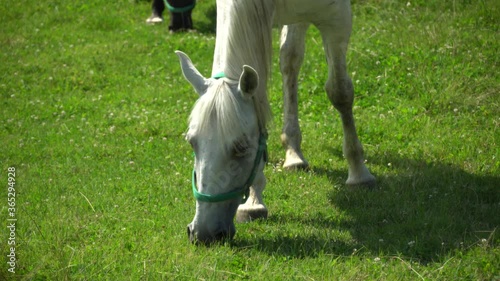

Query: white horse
[176,0,375,244]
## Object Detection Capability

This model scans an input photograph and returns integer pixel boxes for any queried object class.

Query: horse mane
[212,0,274,131]
[188,0,274,153]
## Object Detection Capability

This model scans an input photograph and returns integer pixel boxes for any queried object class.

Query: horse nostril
[214,230,227,241]
[186,223,236,245]
[214,227,235,242]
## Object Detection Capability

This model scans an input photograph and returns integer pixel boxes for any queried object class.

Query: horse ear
[239,65,259,98]
[175,51,208,95]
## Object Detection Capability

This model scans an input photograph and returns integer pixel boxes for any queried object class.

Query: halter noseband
[190,71,268,204]
[191,133,267,203]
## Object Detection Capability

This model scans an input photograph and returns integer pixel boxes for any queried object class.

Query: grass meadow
[1,0,499,279]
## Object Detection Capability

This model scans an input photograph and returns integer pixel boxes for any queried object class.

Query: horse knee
[325,77,354,111]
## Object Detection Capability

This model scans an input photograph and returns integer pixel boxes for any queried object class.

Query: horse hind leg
[280,23,310,170]
[318,24,376,186]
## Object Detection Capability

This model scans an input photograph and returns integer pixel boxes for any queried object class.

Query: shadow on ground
[234,150,499,263]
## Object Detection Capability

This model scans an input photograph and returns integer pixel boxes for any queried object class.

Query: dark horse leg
[166,0,195,32]
[146,0,165,24]
[146,0,195,32]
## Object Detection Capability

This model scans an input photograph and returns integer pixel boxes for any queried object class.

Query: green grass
[1,0,499,280]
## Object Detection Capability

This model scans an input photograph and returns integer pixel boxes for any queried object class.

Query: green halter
[212,71,225,80]
[164,0,196,13]
[190,71,268,203]
[192,133,268,203]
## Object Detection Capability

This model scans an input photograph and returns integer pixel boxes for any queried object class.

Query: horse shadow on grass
[233,149,499,263]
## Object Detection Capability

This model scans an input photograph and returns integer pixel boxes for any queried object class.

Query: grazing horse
[176,0,375,244]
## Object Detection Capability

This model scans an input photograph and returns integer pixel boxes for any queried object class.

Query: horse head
[176,51,266,244]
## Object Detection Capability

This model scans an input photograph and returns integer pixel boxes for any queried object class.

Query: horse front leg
[236,170,268,223]
[280,23,310,169]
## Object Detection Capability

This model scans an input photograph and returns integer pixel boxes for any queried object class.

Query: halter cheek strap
[192,133,268,204]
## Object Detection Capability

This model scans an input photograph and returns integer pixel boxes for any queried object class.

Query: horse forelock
[188,80,257,154]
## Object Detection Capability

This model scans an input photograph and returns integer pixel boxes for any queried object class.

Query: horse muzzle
[187,222,236,245]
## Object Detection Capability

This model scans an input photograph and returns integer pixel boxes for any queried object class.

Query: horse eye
[186,136,197,150]
[233,139,249,157]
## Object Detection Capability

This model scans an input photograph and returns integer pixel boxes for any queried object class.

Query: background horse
[177,0,375,244]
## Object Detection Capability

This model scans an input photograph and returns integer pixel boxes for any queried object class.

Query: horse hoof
[236,204,268,223]
[146,15,163,24]
[346,174,376,188]
[283,158,309,170]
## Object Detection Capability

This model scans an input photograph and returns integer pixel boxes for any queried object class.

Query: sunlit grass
[1,0,498,279]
